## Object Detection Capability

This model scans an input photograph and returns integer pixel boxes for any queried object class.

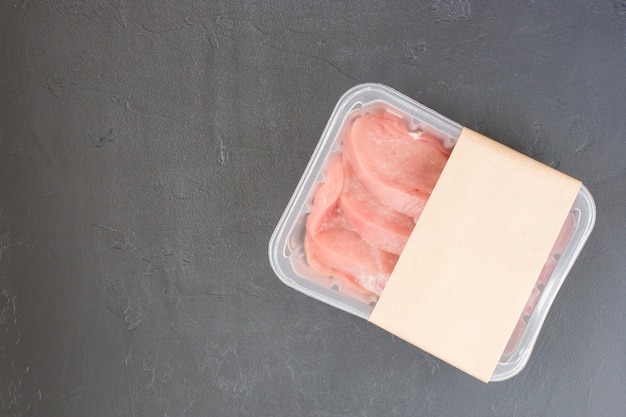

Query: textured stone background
[1,1,625,416]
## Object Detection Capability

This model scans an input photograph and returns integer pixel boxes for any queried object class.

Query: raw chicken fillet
[502,212,576,357]
[304,156,399,295]
[344,110,450,218]
[304,111,449,296]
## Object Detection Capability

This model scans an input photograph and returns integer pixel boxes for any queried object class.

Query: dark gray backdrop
[1,1,625,416]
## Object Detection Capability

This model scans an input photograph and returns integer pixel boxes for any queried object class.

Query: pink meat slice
[339,158,416,255]
[523,285,543,317]
[305,228,398,295]
[305,155,399,295]
[305,154,346,233]
[502,316,527,358]
[537,256,558,288]
[519,213,576,318]
[343,110,450,218]
[551,212,576,256]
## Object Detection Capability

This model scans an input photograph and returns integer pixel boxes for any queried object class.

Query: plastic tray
[269,83,596,381]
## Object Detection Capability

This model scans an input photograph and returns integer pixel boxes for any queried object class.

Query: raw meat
[305,228,398,295]
[519,213,576,318]
[523,286,543,317]
[305,110,449,295]
[339,158,415,255]
[304,154,346,233]
[304,110,450,295]
[507,215,576,354]
[551,213,576,256]
[305,156,399,295]
[536,256,558,288]
[343,110,450,218]
[502,316,527,358]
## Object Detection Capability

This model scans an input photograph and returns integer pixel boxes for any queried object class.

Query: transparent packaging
[269,83,596,381]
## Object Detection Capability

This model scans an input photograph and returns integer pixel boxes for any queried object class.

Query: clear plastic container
[268,83,596,381]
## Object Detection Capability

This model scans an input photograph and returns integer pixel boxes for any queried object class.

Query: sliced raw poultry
[343,110,451,218]
[518,213,576,317]
[339,158,415,255]
[502,316,526,358]
[304,154,346,233]
[523,285,544,317]
[551,213,576,256]
[304,155,399,296]
[536,256,558,288]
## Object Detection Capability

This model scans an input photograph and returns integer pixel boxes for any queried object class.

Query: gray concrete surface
[1,1,625,416]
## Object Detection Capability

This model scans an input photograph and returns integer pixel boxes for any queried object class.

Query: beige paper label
[368,128,581,382]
